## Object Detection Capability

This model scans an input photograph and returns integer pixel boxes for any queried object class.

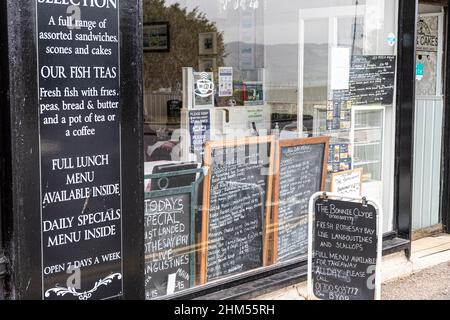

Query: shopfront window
[142,0,398,299]
[298,0,398,234]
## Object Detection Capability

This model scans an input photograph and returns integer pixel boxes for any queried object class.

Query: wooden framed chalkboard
[200,136,275,284]
[270,137,329,264]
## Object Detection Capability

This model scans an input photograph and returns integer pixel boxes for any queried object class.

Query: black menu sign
[144,194,192,299]
[350,55,396,106]
[201,137,274,283]
[37,1,122,300]
[273,138,328,263]
[312,198,379,300]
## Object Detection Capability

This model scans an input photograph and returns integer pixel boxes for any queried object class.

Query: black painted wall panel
[1,0,144,299]
[395,0,417,242]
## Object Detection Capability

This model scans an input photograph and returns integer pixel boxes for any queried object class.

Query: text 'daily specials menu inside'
[36,0,122,300]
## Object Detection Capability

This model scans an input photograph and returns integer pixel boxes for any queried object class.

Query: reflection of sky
[160,0,395,86]
[164,0,366,45]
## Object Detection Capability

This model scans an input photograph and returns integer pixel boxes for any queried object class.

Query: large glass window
[142,0,398,299]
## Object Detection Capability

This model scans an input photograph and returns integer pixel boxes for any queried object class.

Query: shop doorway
[412,1,446,235]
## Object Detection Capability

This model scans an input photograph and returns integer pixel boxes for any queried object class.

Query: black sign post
[1,0,144,299]
[37,0,124,301]
[308,192,382,301]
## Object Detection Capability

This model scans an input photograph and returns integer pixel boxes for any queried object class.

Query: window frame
[143,0,417,300]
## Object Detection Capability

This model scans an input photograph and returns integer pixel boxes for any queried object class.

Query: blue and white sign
[219,67,233,97]
[387,33,397,47]
[189,110,211,157]
[416,63,424,81]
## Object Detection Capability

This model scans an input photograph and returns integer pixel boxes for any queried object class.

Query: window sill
[169,237,410,301]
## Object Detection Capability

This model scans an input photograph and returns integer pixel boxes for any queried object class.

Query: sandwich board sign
[307,192,382,300]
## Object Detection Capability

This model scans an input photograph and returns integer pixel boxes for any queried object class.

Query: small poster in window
[328,90,351,131]
[219,67,233,97]
[189,110,211,157]
[243,81,264,106]
[328,143,352,173]
[331,47,350,90]
[331,168,363,197]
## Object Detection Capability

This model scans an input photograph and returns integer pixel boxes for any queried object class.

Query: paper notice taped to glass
[331,47,350,90]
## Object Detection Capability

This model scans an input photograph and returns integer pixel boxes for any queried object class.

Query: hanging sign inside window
[349,55,396,106]
[331,47,350,90]
[271,137,329,264]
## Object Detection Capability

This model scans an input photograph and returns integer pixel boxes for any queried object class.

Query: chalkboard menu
[37,1,122,299]
[312,198,379,300]
[144,193,192,299]
[200,136,275,284]
[272,138,329,263]
[349,55,396,106]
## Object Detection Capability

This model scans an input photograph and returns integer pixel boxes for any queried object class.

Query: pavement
[382,261,450,300]
[254,235,450,300]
